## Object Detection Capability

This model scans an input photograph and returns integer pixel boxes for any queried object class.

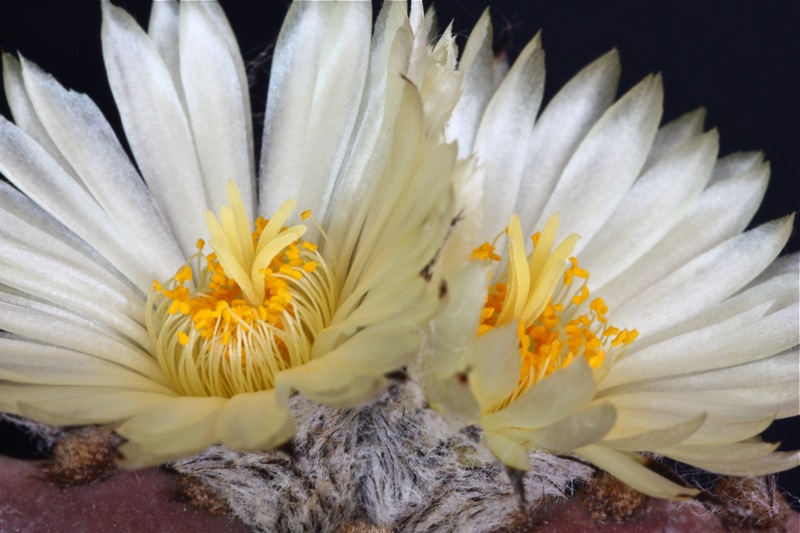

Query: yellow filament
[146,182,337,397]
[473,214,637,407]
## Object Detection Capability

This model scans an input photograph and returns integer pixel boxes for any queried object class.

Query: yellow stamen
[476,214,637,409]
[146,182,337,397]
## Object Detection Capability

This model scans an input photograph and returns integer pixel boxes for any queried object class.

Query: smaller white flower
[424,11,799,499]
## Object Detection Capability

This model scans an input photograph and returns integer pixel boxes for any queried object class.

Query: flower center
[473,214,637,409]
[146,182,336,397]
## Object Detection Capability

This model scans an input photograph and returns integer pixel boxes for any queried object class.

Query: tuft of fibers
[172,381,594,532]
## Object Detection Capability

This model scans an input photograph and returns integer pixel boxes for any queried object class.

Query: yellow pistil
[146,182,337,398]
[473,214,637,409]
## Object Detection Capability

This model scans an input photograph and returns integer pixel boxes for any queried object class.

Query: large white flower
[425,11,799,499]
[0,1,455,467]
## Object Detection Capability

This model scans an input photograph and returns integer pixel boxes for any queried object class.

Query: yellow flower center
[146,182,336,397]
[474,214,637,408]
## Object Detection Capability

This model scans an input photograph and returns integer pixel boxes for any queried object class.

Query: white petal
[0,182,142,301]
[192,1,254,170]
[101,2,206,257]
[602,301,798,388]
[533,75,663,250]
[0,292,155,380]
[147,0,184,106]
[603,349,798,395]
[2,54,79,178]
[516,50,621,235]
[474,34,545,241]
[0,249,145,340]
[640,108,706,174]
[19,57,184,280]
[580,130,718,288]
[0,335,169,393]
[179,2,254,214]
[446,9,493,158]
[596,162,769,309]
[0,116,151,288]
[258,1,371,222]
[610,216,793,336]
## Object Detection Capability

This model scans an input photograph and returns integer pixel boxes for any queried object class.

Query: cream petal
[324,1,411,258]
[179,3,254,214]
[609,216,794,336]
[117,396,228,467]
[0,385,175,426]
[482,360,596,432]
[657,441,800,476]
[484,431,531,471]
[18,57,184,281]
[516,49,621,236]
[533,75,663,250]
[579,130,719,288]
[474,34,544,242]
[602,413,706,451]
[101,2,206,257]
[607,410,772,446]
[428,262,489,376]
[259,1,371,223]
[215,390,295,450]
[520,403,616,452]
[575,445,699,500]
[605,377,798,423]
[468,324,520,413]
[275,358,386,409]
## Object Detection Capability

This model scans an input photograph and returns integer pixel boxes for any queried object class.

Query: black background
[0,0,797,500]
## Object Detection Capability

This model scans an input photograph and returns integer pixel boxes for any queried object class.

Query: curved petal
[116,396,228,467]
[215,390,295,450]
[575,445,699,500]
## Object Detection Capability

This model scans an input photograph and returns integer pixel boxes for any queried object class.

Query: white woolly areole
[171,381,593,532]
